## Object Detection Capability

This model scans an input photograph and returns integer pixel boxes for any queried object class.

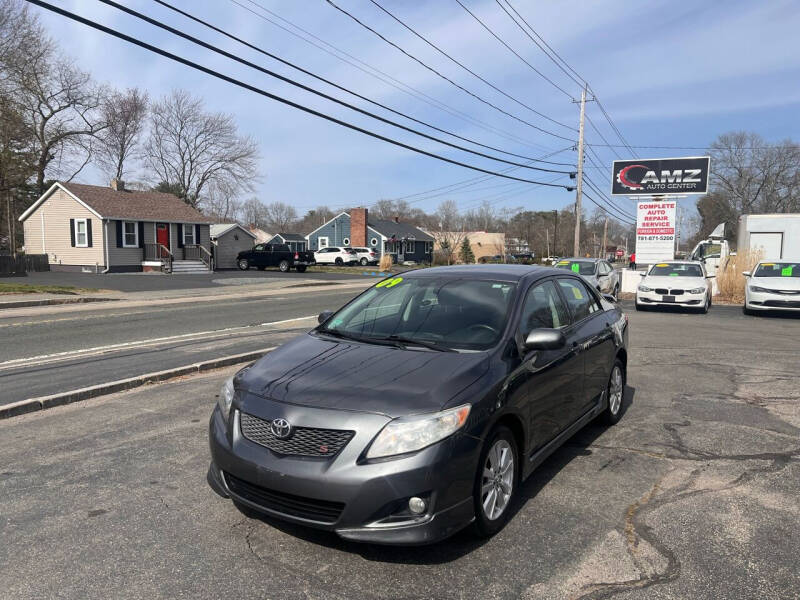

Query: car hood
[642,275,707,289]
[751,277,800,291]
[238,333,490,418]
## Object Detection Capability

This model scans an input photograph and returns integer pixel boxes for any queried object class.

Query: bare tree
[146,89,259,208]
[203,180,243,222]
[431,199,466,265]
[262,201,298,232]
[240,197,266,229]
[95,87,148,180]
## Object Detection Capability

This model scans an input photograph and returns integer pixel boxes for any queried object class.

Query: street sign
[635,200,676,264]
[615,249,624,257]
[611,156,710,196]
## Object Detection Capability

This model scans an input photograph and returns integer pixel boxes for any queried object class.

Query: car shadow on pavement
[240,385,636,564]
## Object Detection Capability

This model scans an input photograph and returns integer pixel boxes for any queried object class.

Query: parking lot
[1,302,798,600]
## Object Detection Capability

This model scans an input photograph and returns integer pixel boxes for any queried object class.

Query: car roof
[650,260,703,265]
[404,264,571,282]
[558,257,602,263]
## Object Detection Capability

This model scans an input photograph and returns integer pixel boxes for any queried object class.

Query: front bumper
[208,400,480,545]
[636,289,706,307]
[746,290,800,311]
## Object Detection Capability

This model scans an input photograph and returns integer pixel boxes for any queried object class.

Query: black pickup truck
[236,243,316,273]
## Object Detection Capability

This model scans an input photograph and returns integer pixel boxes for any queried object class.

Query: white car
[743,260,800,314]
[314,246,358,265]
[636,261,713,313]
[347,247,379,266]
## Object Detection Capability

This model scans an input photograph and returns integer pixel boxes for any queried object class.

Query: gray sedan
[554,258,620,299]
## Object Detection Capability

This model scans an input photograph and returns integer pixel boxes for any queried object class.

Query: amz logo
[617,165,702,190]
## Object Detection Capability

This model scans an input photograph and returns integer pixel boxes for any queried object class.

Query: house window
[74,219,88,247]
[370,237,378,247]
[122,221,138,247]
[402,240,413,254]
[318,236,329,249]
[425,241,433,253]
[342,237,350,246]
[183,225,195,245]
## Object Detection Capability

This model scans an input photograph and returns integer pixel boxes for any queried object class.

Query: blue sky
[36,0,800,220]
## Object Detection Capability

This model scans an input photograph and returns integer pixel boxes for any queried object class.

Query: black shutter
[138,222,145,248]
[69,219,76,247]
[194,224,200,245]
[116,220,122,248]
[178,224,184,248]
[86,219,93,247]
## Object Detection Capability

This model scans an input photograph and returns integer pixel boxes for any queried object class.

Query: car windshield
[648,263,703,277]
[754,262,800,278]
[554,260,596,276]
[318,277,517,350]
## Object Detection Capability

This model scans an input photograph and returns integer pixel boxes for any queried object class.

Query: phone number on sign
[637,235,674,241]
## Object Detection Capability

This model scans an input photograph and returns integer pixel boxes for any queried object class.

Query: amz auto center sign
[636,201,676,264]
[612,157,710,196]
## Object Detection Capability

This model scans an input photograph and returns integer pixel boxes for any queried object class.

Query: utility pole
[573,84,588,257]
[601,216,608,260]
[675,205,681,256]
[552,209,558,256]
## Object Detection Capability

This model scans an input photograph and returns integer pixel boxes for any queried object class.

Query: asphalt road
[0,287,362,405]
[0,303,798,599]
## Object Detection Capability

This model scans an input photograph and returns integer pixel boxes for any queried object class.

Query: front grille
[670,289,685,296]
[655,288,669,295]
[767,289,800,295]
[240,412,354,458]
[763,300,800,308]
[224,473,345,523]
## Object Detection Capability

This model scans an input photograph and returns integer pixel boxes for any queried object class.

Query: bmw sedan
[208,265,629,545]
[743,261,800,314]
[635,261,713,313]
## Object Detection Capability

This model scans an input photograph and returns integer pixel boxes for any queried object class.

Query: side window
[557,278,600,323]
[253,244,265,251]
[518,280,570,333]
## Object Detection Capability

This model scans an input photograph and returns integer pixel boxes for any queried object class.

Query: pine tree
[459,236,475,264]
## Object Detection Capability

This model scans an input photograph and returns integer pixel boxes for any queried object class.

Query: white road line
[0,315,316,370]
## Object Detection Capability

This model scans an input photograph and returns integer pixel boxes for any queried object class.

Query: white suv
[348,247,379,266]
[314,246,358,265]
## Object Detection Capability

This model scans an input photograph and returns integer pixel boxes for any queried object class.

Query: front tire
[237,259,249,271]
[743,303,755,316]
[278,260,289,273]
[360,257,368,266]
[602,359,625,425]
[473,426,518,538]
[335,257,343,266]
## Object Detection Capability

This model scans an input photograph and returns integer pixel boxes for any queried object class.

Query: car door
[556,277,615,419]
[505,279,582,452]
[596,262,610,293]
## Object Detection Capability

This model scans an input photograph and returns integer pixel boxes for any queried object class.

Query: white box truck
[737,214,800,260]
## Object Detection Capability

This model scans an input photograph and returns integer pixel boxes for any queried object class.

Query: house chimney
[393,215,400,223]
[110,178,125,191]
[350,207,368,247]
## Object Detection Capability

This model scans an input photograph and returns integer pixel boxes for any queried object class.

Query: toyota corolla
[208,265,629,545]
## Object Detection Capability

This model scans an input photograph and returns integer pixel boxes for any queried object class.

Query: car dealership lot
[0,304,798,599]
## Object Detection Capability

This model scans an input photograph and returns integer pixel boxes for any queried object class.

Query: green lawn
[0,282,102,295]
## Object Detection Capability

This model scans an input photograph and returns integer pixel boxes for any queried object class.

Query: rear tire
[602,360,625,425]
[296,265,307,273]
[472,426,518,538]
[278,260,289,273]
[237,259,249,271]
[335,257,343,266]
[360,257,368,266]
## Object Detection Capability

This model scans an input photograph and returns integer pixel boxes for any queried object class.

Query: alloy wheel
[481,439,514,521]
[609,365,623,415]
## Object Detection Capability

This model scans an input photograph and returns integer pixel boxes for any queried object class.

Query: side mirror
[639,272,646,277]
[317,310,334,324]
[742,271,751,277]
[602,293,617,303]
[524,329,566,351]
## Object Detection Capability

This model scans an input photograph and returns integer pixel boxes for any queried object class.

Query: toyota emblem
[270,418,292,439]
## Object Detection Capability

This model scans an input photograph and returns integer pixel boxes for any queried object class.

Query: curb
[0,347,275,420]
[0,296,119,310]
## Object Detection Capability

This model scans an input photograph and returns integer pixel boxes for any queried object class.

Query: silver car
[554,258,620,299]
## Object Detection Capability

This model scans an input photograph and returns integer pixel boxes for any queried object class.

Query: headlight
[638,285,652,292]
[688,287,705,294]
[749,285,769,293]
[366,404,471,459]
[218,376,235,422]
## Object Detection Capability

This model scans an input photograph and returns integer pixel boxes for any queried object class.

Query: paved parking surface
[0,304,798,599]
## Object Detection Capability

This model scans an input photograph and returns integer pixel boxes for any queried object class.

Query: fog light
[408,497,427,514]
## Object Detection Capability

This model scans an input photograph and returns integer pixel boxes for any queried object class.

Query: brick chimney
[110,178,125,191]
[351,207,368,247]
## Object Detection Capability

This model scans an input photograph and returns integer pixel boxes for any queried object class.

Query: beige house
[210,223,257,269]
[433,231,506,263]
[19,180,215,273]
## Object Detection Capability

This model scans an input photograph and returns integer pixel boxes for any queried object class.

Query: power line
[452,0,576,100]
[100,0,573,175]
[582,191,635,225]
[325,0,577,141]
[152,0,569,168]
[234,0,566,156]
[25,0,577,191]
[582,175,636,221]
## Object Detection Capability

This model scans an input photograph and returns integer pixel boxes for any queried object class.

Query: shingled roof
[60,182,216,223]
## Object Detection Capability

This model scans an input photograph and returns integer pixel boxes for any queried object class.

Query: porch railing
[183,244,214,270]
[144,243,173,272]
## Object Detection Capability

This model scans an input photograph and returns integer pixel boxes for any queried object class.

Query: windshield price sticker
[556,260,569,266]
[781,266,793,277]
[570,263,580,273]
[375,277,403,289]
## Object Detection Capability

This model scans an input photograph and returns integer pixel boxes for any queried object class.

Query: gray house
[19,180,215,273]
[268,233,307,252]
[211,223,257,269]
[305,208,433,264]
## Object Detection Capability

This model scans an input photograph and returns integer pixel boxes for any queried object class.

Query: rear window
[555,260,596,276]
[754,262,799,277]
[648,263,703,277]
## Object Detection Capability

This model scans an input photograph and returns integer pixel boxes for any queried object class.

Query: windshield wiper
[319,329,405,348]
[380,335,456,352]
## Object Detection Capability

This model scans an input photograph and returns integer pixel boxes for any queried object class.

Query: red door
[156,223,169,257]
